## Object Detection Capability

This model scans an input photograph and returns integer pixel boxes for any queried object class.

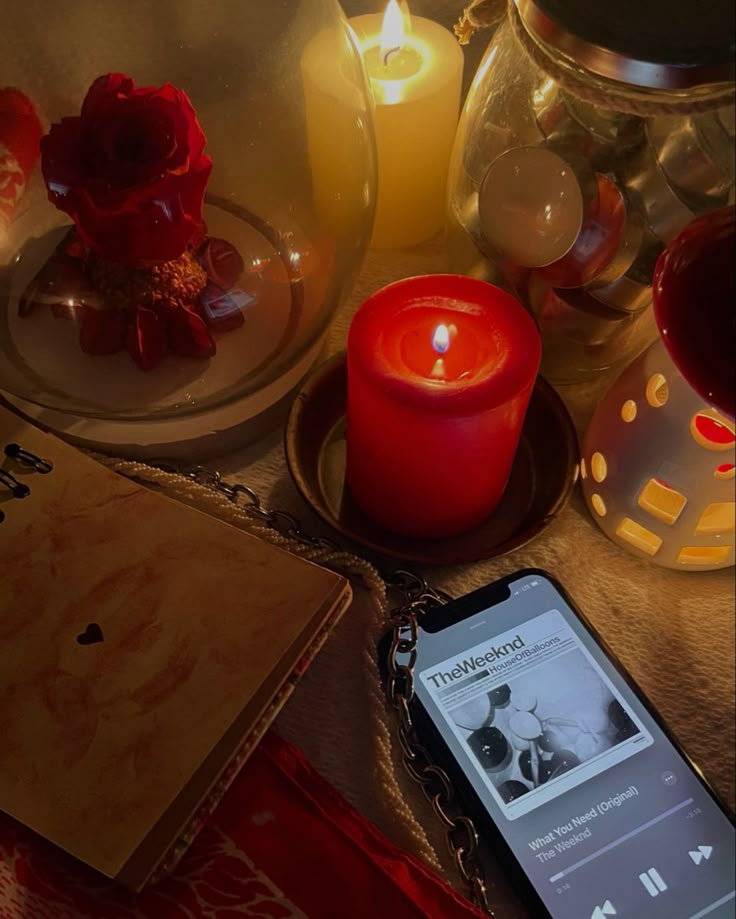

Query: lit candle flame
[433,323,450,355]
[380,0,407,65]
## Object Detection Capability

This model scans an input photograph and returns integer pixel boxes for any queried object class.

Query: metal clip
[0,468,31,498]
[4,443,54,474]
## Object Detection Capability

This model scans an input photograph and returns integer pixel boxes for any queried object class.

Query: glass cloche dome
[0,0,376,454]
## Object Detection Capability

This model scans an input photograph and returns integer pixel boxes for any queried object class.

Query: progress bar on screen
[549,798,694,884]
[689,890,735,918]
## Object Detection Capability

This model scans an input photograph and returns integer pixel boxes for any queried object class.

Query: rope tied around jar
[454,0,507,44]
[455,0,735,116]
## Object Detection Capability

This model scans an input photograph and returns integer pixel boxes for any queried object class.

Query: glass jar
[0,0,376,454]
[447,0,734,384]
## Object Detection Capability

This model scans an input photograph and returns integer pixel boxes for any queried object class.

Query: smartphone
[380,569,735,919]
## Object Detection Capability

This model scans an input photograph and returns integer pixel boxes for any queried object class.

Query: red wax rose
[40,73,212,265]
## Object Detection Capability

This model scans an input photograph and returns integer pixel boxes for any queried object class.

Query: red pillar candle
[346,275,541,538]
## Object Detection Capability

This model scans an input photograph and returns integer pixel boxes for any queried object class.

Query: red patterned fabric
[0,731,484,919]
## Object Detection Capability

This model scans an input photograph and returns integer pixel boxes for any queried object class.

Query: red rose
[40,73,212,266]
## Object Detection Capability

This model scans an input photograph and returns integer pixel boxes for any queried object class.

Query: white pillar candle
[349,2,463,249]
[301,22,375,239]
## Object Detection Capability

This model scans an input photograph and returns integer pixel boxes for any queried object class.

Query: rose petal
[144,92,194,174]
[190,221,208,251]
[199,238,244,289]
[167,306,216,358]
[176,88,207,165]
[81,73,135,118]
[126,307,166,370]
[79,308,127,355]
[199,282,247,332]
[152,83,207,166]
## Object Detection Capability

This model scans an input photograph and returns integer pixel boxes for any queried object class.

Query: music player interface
[416,575,736,918]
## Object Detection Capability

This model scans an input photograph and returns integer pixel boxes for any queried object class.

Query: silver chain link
[150,462,495,917]
[383,571,495,918]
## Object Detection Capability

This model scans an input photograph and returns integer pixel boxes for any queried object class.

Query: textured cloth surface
[213,243,736,917]
[3,2,733,913]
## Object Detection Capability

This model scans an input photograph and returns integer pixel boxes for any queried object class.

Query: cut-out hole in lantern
[591,452,607,483]
[637,478,687,525]
[695,502,736,535]
[621,400,637,423]
[616,517,662,556]
[715,463,736,480]
[646,373,669,408]
[580,458,587,479]
[690,411,736,451]
[591,493,607,517]
[677,545,731,566]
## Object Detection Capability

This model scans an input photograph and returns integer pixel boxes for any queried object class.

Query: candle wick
[431,358,446,380]
[382,45,401,66]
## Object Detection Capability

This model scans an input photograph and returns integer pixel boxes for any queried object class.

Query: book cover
[0,405,351,889]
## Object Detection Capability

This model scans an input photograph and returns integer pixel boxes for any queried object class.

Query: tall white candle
[301,23,375,239]
[350,2,463,249]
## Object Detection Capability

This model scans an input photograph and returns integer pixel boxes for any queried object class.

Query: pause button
[639,867,668,897]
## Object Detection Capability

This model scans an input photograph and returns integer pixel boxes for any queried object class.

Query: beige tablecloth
[210,240,735,917]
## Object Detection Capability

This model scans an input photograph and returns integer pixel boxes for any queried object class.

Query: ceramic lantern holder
[581,338,734,570]
[581,208,735,570]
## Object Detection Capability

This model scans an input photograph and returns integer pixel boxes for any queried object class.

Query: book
[0,404,351,890]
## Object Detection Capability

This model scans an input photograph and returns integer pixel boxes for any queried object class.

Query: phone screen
[414,571,735,919]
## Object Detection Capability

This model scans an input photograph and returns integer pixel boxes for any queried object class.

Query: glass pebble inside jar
[446,0,735,384]
[0,0,375,447]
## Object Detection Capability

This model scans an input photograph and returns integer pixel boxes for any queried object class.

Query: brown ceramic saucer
[285,353,579,566]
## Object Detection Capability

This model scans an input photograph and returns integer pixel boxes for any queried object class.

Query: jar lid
[515,0,735,90]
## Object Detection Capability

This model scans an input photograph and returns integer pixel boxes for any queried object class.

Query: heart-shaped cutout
[77,623,104,646]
